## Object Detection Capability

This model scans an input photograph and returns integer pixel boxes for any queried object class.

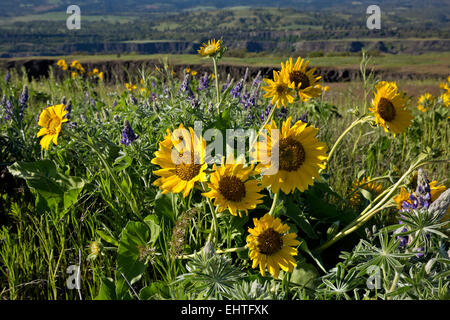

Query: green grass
[9,52,449,73]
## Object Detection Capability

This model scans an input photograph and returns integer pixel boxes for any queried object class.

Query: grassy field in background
[6,52,449,75]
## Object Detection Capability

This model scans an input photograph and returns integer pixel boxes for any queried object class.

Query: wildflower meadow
[0,39,449,302]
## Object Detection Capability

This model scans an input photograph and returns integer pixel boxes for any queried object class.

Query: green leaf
[8,160,85,214]
[117,221,150,284]
[359,189,373,202]
[144,215,161,245]
[113,153,133,172]
[290,259,320,290]
[97,230,119,247]
[95,277,116,300]
[386,285,413,298]
[284,198,318,240]
[139,281,168,300]
[154,191,176,223]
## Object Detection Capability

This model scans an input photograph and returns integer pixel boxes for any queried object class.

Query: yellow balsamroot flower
[71,71,78,79]
[98,72,104,80]
[255,116,328,194]
[247,214,300,278]
[261,69,295,108]
[439,92,449,108]
[185,68,191,74]
[202,158,265,217]
[151,124,208,198]
[439,76,450,92]
[125,83,137,91]
[393,187,412,210]
[429,181,447,202]
[56,59,68,71]
[37,104,68,150]
[198,39,221,57]
[369,82,413,134]
[349,177,383,206]
[191,71,198,76]
[71,60,85,74]
[281,57,322,102]
[426,181,449,218]
[417,93,434,112]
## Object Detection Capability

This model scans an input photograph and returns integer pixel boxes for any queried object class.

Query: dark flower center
[279,137,306,172]
[276,83,288,95]
[290,71,310,90]
[378,97,396,122]
[257,228,283,255]
[218,175,246,202]
[175,151,202,181]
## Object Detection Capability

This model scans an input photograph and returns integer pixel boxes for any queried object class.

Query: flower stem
[212,57,220,111]
[314,157,431,253]
[202,182,218,244]
[268,191,279,216]
[326,115,372,166]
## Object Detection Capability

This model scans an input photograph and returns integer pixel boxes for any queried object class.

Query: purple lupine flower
[299,112,309,124]
[240,93,256,110]
[222,76,232,93]
[150,93,157,102]
[231,79,244,98]
[18,85,28,120]
[129,94,137,105]
[198,73,209,91]
[396,227,408,248]
[191,98,200,109]
[67,121,78,129]
[65,99,72,119]
[120,120,139,146]
[112,100,118,108]
[415,247,425,258]
[90,98,97,108]
[178,74,190,94]
[260,104,272,122]
[4,71,10,84]
[252,74,262,88]
[207,102,213,113]
[3,100,13,120]
[151,80,157,88]
[163,83,169,95]
[279,106,288,120]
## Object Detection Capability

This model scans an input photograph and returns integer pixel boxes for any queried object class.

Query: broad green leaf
[117,221,150,284]
[97,230,119,247]
[8,160,85,215]
[144,214,161,244]
[284,198,318,240]
[290,260,320,290]
[95,277,116,300]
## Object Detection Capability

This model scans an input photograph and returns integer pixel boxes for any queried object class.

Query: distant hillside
[0,2,448,57]
[2,0,450,16]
